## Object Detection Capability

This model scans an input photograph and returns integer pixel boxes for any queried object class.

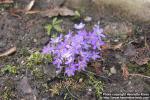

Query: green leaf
[54,25,63,32]
[45,24,52,36]
[75,10,80,17]
[52,33,58,38]
[52,17,58,25]
[55,19,63,25]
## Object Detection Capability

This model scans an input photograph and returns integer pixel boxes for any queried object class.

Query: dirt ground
[0,0,150,100]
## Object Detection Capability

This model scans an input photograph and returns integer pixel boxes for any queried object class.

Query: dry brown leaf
[25,0,35,12]
[122,64,129,80]
[101,43,110,50]
[0,47,16,57]
[113,43,123,50]
[101,43,123,50]
[59,7,75,16]
[40,7,75,17]
[0,0,13,4]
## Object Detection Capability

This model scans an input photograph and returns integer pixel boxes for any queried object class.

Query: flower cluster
[42,24,105,76]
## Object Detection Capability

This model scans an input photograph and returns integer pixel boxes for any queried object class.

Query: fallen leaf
[101,42,123,50]
[122,64,129,80]
[40,7,75,17]
[25,0,35,12]
[0,0,13,4]
[101,43,110,50]
[113,43,123,50]
[0,47,16,57]
[58,7,75,16]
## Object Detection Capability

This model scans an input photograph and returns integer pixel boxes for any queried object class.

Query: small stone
[33,39,37,43]
[114,39,119,42]
[84,16,92,22]
[110,66,117,74]
[88,88,92,92]
[19,77,32,94]
[128,81,131,85]
[43,64,56,77]
[79,78,83,83]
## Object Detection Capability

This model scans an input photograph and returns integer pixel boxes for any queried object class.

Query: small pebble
[88,88,92,92]
[84,16,92,22]
[110,66,117,74]
[33,39,37,43]
[79,78,83,83]
[74,22,85,30]
[114,39,119,42]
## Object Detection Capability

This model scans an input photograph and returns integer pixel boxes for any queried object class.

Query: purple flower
[51,34,63,43]
[93,25,105,38]
[42,44,53,54]
[77,60,87,71]
[91,52,101,60]
[65,66,76,76]
[42,24,105,76]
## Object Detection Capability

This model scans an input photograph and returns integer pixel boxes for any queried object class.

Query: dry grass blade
[129,74,150,79]
[0,0,13,4]
[0,47,16,57]
[25,10,41,14]
[25,0,35,11]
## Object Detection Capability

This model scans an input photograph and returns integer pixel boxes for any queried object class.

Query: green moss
[26,52,52,79]
[1,88,12,100]
[87,72,104,99]
[1,65,17,75]
[19,48,30,57]
[144,62,150,76]
[0,3,13,11]
[0,79,15,100]
[128,63,139,72]
[128,62,150,76]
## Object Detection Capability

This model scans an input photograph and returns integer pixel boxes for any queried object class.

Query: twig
[129,73,150,79]
[0,47,16,57]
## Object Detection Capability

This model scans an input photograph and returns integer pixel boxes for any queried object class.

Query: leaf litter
[38,7,75,17]
[9,0,75,18]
